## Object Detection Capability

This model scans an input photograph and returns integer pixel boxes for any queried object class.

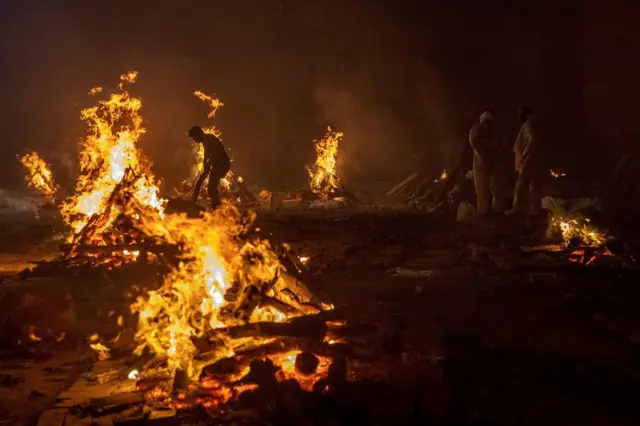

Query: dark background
[0,0,637,190]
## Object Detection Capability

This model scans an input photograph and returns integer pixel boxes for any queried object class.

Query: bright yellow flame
[298,256,310,265]
[308,127,343,198]
[128,369,140,380]
[60,70,165,242]
[19,152,59,199]
[434,169,448,183]
[90,342,111,360]
[130,204,311,378]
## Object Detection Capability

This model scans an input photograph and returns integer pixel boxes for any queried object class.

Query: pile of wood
[388,144,475,211]
[175,178,258,206]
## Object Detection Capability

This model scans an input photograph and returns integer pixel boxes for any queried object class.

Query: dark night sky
[0,0,589,189]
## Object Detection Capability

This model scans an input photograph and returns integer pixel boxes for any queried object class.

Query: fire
[269,350,332,391]
[308,127,343,198]
[19,151,59,199]
[131,204,304,379]
[90,342,111,360]
[550,215,608,247]
[28,326,42,342]
[434,169,448,183]
[298,256,310,265]
[17,72,333,400]
[550,169,567,178]
[59,70,165,245]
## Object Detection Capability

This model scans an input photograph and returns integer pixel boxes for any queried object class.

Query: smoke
[313,78,412,184]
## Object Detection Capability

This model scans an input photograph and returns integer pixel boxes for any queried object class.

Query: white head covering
[479,110,493,123]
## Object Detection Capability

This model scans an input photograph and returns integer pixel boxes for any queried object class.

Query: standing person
[469,109,500,215]
[506,107,543,216]
[188,126,231,209]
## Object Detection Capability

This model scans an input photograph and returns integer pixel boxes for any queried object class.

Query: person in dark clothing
[188,126,231,209]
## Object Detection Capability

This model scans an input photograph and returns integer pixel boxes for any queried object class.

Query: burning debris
[549,215,608,248]
[19,151,59,201]
[549,169,567,178]
[545,214,614,264]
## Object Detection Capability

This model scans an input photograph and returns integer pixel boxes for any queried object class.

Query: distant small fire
[550,169,567,178]
[434,169,447,183]
[308,127,343,199]
[19,151,59,200]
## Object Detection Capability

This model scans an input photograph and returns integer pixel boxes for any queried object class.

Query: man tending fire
[187,125,231,209]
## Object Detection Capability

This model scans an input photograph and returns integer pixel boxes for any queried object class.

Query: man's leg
[529,173,542,215]
[474,162,490,215]
[207,174,221,209]
[506,167,531,215]
[490,172,506,212]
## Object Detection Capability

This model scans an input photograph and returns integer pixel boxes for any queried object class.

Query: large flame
[19,151,59,199]
[131,205,286,377]
[308,127,343,197]
[60,71,165,242]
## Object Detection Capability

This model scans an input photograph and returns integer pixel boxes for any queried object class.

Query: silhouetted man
[188,126,230,209]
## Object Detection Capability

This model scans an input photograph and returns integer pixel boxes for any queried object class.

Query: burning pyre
[19,151,59,201]
[548,214,612,264]
[308,127,344,200]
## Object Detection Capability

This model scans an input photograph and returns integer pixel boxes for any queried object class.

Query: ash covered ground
[1,188,639,426]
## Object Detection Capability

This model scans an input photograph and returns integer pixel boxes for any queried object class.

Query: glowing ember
[550,169,567,178]
[128,369,140,380]
[19,151,59,200]
[434,169,448,183]
[269,350,332,391]
[60,70,165,245]
[28,326,42,342]
[308,127,343,198]
[298,256,310,265]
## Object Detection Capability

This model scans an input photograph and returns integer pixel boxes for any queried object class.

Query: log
[73,391,145,417]
[387,172,417,196]
[221,313,328,340]
[59,243,178,255]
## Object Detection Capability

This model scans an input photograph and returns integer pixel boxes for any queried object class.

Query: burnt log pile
[43,307,402,426]
[388,144,475,212]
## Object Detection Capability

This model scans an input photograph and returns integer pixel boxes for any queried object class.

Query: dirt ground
[1,203,639,425]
